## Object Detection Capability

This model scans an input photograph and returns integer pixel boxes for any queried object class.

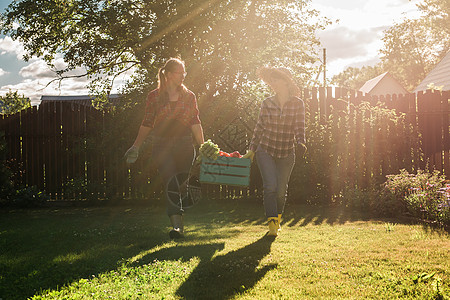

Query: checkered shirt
[249,96,305,158]
[141,88,201,132]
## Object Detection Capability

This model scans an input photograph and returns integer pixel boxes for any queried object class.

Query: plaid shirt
[142,88,201,135]
[249,96,305,158]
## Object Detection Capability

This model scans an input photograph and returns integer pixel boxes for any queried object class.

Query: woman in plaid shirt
[125,58,205,239]
[245,67,306,237]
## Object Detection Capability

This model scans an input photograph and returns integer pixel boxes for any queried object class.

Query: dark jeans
[151,136,195,216]
[256,145,295,218]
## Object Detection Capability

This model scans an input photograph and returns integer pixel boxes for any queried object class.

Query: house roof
[40,94,121,106]
[359,72,409,95]
[359,72,388,94]
[414,50,450,92]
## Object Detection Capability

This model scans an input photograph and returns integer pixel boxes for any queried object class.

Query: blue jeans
[256,146,295,218]
[151,136,195,216]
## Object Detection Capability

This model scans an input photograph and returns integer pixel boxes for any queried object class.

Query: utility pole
[323,48,327,87]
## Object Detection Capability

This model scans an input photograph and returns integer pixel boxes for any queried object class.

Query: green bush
[404,181,449,227]
[375,169,449,226]
[9,186,49,208]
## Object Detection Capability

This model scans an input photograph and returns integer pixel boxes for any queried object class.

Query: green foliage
[199,139,221,160]
[332,0,450,92]
[0,0,330,104]
[384,222,396,232]
[375,168,449,226]
[405,183,450,227]
[331,64,384,91]
[0,90,31,115]
[9,186,49,208]
[383,169,444,202]
[379,0,450,91]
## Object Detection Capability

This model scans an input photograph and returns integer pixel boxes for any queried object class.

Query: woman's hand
[242,150,255,162]
[124,145,139,164]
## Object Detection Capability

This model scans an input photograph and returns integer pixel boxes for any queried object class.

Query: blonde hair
[258,66,300,97]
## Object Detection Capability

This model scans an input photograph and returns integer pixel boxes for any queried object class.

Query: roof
[414,50,450,92]
[359,72,409,96]
[40,94,121,106]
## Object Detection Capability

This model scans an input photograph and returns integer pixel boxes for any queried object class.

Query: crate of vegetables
[198,140,251,187]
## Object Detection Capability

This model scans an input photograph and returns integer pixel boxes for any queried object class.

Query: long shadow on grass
[137,235,276,299]
[0,207,170,300]
[283,204,372,227]
[177,235,277,300]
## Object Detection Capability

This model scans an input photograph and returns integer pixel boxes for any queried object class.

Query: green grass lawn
[0,199,449,299]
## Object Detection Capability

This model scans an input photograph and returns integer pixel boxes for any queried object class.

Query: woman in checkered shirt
[244,67,306,237]
[125,58,205,239]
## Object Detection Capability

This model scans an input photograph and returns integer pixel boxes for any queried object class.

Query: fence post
[319,87,326,123]
[443,91,450,176]
[311,87,318,122]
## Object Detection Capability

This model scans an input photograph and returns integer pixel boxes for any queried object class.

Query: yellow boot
[278,214,282,232]
[268,217,279,236]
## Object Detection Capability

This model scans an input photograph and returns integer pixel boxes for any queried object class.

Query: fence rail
[1,87,449,201]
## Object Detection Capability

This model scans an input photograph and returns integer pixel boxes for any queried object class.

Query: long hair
[157,57,186,92]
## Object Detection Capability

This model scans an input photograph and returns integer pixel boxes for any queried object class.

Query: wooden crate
[199,156,251,186]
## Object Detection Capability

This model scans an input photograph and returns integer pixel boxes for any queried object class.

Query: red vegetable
[219,150,242,158]
[230,151,242,158]
[219,151,231,157]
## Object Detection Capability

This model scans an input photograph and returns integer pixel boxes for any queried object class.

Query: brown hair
[157,57,186,92]
[157,57,188,104]
[258,66,300,96]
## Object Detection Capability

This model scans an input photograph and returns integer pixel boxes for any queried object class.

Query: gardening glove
[242,150,255,162]
[124,145,139,164]
[297,143,307,157]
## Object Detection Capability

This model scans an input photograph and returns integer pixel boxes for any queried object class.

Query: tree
[379,0,450,91]
[331,64,383,91]
[0,0,329,111]
[0,91,31,115]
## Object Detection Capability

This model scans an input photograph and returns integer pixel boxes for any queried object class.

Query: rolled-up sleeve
[141,92,157,128]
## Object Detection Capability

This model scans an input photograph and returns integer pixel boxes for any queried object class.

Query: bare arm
[191,123,204,146]
[132,125,152,148]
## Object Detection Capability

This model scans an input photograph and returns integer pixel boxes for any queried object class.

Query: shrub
[376,169,449,226]
[405,182,449,227]
[10,186,49,208]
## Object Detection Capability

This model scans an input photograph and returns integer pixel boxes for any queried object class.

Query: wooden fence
[308,88,450,175]
[0,87,449,201]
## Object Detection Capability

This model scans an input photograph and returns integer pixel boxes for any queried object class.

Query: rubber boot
[278,214,282,232]
[169,214,184,239]
[267,217,279,237]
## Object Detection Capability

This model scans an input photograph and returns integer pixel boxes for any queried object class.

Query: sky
[0,0,421,104]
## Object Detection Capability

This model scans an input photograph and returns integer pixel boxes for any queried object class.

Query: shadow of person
[176,235,277,300]
[134,242,226,266]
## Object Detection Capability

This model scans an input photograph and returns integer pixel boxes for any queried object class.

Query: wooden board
[200,156,251,187]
